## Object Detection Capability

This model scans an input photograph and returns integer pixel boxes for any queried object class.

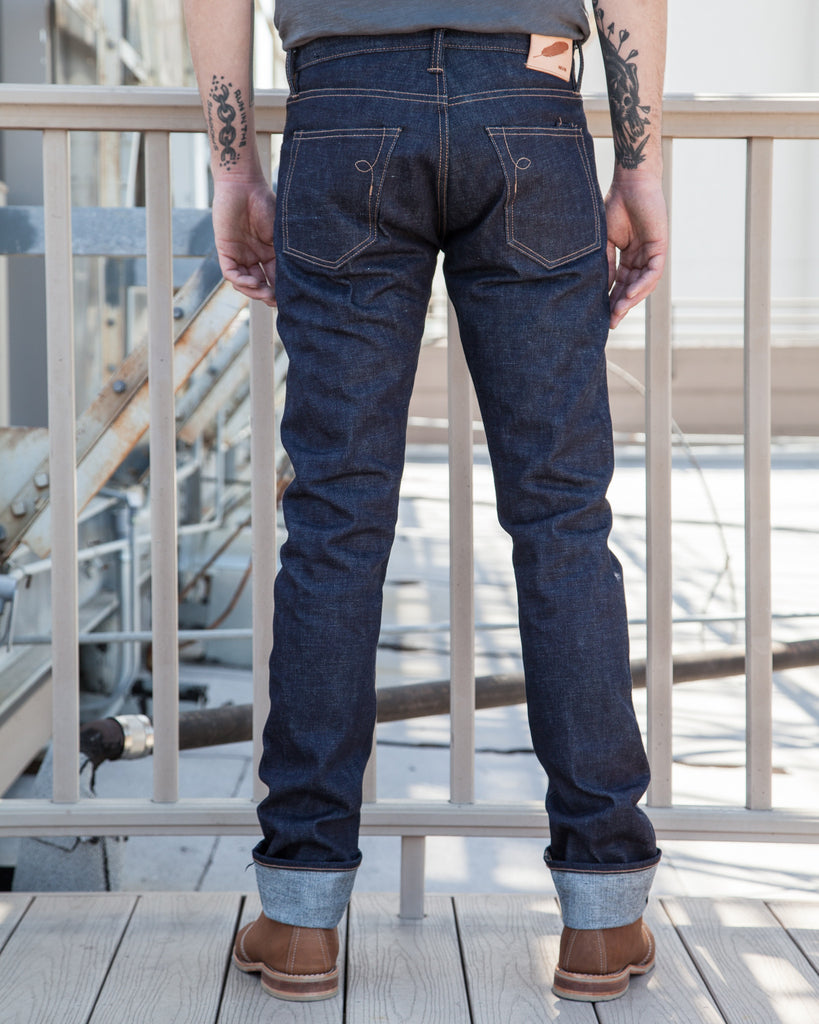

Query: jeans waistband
[288,30,583,93]
[291,30,531,67]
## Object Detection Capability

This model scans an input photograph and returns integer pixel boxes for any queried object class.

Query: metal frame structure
[1,86,818,916]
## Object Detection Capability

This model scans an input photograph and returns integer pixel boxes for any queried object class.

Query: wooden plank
[767,901,819,974]
[598,900,724,1024]
[218,895,345,1024]
[455,894,594,1023]
[0,894,32,950]
[0,893,135,1024]
[89,892,240,1024]
[664,898,819,1023]
[346,893,470,1023]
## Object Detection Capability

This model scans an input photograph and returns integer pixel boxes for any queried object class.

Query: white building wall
[584,0,819,306]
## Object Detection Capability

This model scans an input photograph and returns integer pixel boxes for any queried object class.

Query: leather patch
[526,35,573,82]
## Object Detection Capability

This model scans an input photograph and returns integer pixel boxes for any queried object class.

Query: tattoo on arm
[592,1,651,169]
[249,0,255,107]
[207,75,250,169]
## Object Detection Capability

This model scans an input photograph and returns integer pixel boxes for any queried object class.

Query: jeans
[254,29,660,930]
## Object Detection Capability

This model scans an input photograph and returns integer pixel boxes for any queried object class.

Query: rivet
[112,380,127,394]
[34,472,49,489]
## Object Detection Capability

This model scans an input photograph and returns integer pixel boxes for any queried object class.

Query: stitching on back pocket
[282,126,402,269]
[486,125,601,269]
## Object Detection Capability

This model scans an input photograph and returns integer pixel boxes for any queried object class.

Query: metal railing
[1,85,819,914]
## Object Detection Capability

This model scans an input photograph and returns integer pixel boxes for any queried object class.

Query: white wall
[583,0,819,305]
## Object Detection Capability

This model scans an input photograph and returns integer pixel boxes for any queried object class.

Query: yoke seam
[444,43,529,53]
[295,43,430,72]
[289,90,438,106]
[288,88,582,107]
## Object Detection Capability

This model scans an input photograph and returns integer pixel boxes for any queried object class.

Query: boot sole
[233,951,339,1001]
[261,964,339,1001]
[552,950,655,1002]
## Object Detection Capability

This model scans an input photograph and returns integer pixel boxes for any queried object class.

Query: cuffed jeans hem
[547,851,661,930]
[253,858,359,929]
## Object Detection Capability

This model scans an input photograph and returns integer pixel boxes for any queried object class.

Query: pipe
[79,637,819,762]
[80,714,153,766]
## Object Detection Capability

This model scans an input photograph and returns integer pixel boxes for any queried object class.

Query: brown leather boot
[232,913,339,1001]
[552,918,655,1002]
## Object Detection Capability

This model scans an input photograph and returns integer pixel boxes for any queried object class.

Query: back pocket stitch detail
[486,126,601,269]
[282,127,402,269]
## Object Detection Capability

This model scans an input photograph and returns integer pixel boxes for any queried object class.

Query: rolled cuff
[546,850,661,930]
[253,857,359,928]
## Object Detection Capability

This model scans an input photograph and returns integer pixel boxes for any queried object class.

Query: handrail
[1,84,819,136]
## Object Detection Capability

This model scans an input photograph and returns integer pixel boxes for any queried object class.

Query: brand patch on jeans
[525,35,572,81]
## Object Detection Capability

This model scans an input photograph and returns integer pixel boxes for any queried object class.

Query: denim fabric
[254,857,357,928]
[548,853,660,929]
[255,29,659,926]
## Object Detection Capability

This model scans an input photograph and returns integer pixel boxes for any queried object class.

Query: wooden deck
[0,892,818,1023]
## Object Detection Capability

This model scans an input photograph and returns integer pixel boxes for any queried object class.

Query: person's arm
[184,0,276,305]
[592,0,667,328]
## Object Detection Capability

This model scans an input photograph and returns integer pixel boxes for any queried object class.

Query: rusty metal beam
[0,253,246,559]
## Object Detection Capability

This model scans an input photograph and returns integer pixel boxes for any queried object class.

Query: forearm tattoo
[207,75,249,169]
[593,2,651,169]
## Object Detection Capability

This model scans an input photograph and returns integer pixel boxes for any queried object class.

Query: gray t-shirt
[275,1,590,50]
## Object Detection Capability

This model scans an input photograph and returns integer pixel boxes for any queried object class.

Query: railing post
[145,131,179,803]
[645,137,674,807]
[399,835,426,920]
[0,181,9,426]
[447,300,475,804]
[249,132,276,805]
[397,300,476,919]
[744,137,774,810]
[43,130,80,802]
[362,727,378,803]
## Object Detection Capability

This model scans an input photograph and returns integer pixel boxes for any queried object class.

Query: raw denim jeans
[253,29,661,930]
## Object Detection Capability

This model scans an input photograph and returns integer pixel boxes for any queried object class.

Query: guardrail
[1,86,819,914]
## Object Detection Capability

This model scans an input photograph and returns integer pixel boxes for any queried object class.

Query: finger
[606,240,617,291]
[231,281,276,305]
[222,267,276,305]
[609,264,664,328]
[222,259,269,287]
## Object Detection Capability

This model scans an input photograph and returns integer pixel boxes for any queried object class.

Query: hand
[604,172,668,329]
[211,175,277,306]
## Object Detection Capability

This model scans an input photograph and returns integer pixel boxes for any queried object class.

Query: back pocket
[281,126,402,269]
[486,125,601,269]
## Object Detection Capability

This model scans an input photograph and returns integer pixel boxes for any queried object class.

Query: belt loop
[285,48,299,95]
[428,29,444,73]
[570,40,585,92]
